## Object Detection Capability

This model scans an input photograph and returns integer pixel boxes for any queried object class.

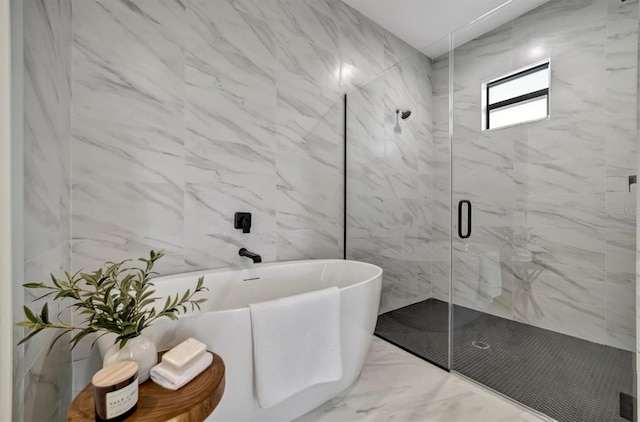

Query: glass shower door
[345,50,450,369]
[449,0,637,421]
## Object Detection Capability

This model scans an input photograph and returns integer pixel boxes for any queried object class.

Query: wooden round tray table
[67,352,225,422]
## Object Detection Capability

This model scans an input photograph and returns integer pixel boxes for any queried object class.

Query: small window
[482,59,550,130]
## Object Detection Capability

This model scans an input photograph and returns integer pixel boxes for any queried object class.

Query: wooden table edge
[67,352,225,422]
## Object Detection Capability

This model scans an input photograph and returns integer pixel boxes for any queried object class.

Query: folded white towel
[150,352,213,390]
[249,287,342,409]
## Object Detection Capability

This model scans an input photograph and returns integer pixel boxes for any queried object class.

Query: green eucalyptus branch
[17,250,208,351]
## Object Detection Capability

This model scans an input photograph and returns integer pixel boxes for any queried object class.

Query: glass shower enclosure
[345,0,637,420]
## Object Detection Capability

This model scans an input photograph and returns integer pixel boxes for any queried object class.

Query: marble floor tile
[299,337,552,422]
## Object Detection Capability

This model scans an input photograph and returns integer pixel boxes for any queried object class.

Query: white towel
[150,352,213,390]
[249,287,342,409]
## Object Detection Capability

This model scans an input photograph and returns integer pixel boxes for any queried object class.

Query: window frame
[481,58,551,131]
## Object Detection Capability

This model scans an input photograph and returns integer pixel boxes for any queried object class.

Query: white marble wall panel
[276,98,344,261]
[275,0,340,118]
[72,0,187,284]
[20,0,73,420]
[514,293,607,344]
[607,283,636,351]
[22,243,70,372]
[23,0,71,262]
[448,23,519,318]
[378,257,421,314]
[605,0,638,352]
[346,51,434,313]
[437,0,637,350]
[452,226,515,320]
[277,228,342,262]
[21,242,73,421]
[72,0,185,186]
[606,0,638,176]
[347,49,434,313]
[430,54,451,303]
[431,256,450,302]
[182,0,280,271]
[636,8,640,387]
[514,194,605,232]
[606,0,639,353]
[23,329,73,422]
[337,1,385,93]
[69,0,430,388]
[606,219,636,287]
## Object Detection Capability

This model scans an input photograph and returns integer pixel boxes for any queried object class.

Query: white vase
[103,335,158,383]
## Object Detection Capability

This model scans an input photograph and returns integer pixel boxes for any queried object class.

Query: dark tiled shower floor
[375,298,633,422]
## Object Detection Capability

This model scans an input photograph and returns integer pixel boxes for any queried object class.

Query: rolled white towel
[150,352,213,390]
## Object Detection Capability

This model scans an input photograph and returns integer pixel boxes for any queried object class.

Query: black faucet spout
[239,248,262,263]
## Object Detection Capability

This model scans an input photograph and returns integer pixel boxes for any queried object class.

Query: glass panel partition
[449,0,637,420]
[346,1,637,420]
[345,49,451,368]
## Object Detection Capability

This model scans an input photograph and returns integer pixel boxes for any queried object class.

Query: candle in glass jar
[92,361,139,421]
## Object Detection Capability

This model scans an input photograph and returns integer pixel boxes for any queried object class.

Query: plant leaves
[17,250,209,352]
[41,302,50,324]
[23,306,38,323]
[17,327,44,345]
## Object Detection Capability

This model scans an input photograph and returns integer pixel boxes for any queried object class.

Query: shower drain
[472,340,490,350]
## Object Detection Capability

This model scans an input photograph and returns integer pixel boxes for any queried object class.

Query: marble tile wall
[433,0,638,351]
[431,54,451,304]
[18,0,73,421]
[633,0,640,397]
[346,52,434,314]
[69,0,425,392]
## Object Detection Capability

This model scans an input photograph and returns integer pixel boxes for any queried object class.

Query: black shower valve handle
[234,212,252,234]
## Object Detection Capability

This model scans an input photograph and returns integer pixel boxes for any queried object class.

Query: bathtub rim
[97,259,383,359]
[149,258,383,294]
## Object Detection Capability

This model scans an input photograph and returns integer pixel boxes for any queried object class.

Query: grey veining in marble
[346,51,434,314]
[636,4,640,390]
[69,0,434,390]
[23,0,71,263]
[299,337,551,422]
[20,0,73,420]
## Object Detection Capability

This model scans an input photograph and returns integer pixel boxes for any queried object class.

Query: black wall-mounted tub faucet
[234,212,252,233]
[239,248,262,263]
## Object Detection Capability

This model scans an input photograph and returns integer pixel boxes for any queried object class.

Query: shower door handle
[458,200,472,239]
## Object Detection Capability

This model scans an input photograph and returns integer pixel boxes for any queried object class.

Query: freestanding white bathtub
[97,259,382,421]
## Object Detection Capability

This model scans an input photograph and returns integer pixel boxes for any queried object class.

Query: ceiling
[342,0,551,58]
